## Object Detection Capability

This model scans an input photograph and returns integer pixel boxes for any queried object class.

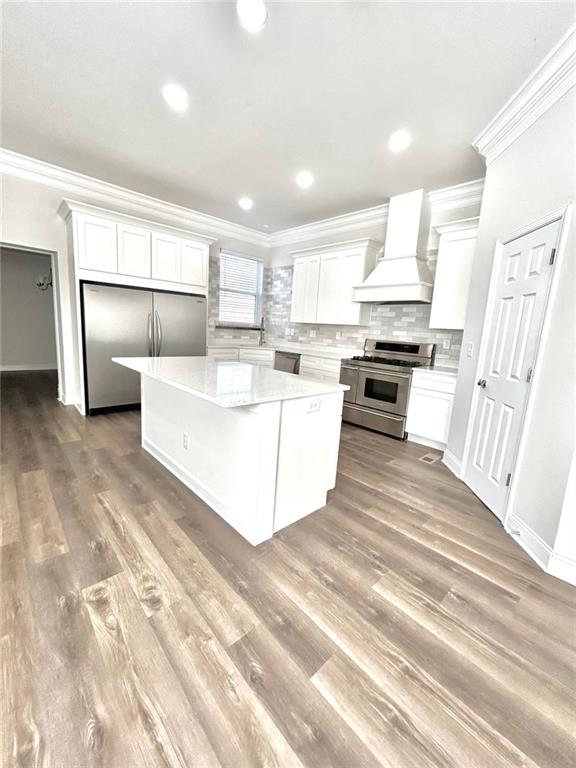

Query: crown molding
[473,25,576,165]
[0,148,269,247]
[1,147,485,252]
[271,178,484,248]
[288,237,383,258]
[269,203,389,248]
[434,216,480,236]
[427,178,484,213]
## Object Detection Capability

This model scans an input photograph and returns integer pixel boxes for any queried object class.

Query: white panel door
[464,220,561,519]
[290,257,320,323]
[151,232,180,282]
[76,213,117,272]
[180,239,207,287]
[117,224,151,278]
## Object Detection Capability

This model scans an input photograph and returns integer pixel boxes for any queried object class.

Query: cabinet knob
[477,378,487,389]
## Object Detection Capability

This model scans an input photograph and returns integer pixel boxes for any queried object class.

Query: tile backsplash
[208,258,462,366]
[262,265,463,366]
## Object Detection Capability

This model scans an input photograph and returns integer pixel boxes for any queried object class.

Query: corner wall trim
[442,448,462,478]
[505,512,576,586]
[473,25,576,164]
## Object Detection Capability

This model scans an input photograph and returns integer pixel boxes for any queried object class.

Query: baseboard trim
[142,436,269,546]
[506,513,552,570]
[0,363,58,371]
[442,448,462,478]
[547,551,576,587]
[407,433,447,451]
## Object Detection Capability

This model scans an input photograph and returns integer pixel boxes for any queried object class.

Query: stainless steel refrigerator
[82,282,206,414]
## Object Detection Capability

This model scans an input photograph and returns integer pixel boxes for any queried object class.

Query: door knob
[477,378,487,388]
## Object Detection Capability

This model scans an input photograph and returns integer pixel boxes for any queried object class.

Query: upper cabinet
[61,201,213,293]
[429,218,479,330]
[291,256,321,323]
[290,239,381,326]
[76,213,117,272]
[117,223,151,277]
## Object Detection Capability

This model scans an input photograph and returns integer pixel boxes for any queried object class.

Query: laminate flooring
[1,371,575,768]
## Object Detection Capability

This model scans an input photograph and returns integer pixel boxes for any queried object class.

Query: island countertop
[113,356,349,408]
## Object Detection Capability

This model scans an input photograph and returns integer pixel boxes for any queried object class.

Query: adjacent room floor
[2,371,575,768]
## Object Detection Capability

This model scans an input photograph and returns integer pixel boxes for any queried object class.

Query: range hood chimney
[354,188,433,303]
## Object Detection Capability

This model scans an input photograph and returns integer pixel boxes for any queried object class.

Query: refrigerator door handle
[155,310,163,356]
[147,312,154,356]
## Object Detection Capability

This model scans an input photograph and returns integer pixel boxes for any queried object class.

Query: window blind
[218,250,263,327]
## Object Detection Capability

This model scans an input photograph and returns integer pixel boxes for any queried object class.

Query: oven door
[355,368,410,415]
[339,364,358,403]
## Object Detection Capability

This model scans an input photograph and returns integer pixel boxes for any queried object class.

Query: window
[218,250,263,327]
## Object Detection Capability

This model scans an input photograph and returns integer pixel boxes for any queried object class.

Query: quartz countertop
[114,356,348,408]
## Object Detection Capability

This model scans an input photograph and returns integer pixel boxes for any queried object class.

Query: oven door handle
[343,403,405,421]
[358,368,410,379]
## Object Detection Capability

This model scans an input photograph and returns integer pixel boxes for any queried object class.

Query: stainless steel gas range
[339,339,436,438]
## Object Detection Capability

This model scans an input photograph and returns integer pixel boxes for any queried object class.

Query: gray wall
[0,247,57,370]
[447,88,575,548]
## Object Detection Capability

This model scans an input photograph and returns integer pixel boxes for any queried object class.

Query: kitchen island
[114,356,348,545]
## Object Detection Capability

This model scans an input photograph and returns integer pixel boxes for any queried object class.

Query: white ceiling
[2,1,573,231]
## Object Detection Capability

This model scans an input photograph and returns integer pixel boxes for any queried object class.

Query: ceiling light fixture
[295,170,314,189]
[162,83,189,113]
[236,0,268,34]
[388,129,412,153]
[238,197,254,211]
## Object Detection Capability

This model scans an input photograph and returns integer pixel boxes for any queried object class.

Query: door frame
[461,202,573,526]
[0,241,64,400]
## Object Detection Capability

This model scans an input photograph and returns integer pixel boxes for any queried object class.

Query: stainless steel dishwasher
[274,350,301,374]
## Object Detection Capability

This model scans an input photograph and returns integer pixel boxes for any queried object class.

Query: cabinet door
[151,232,180,282]
[76,213,117,272]
[406,388,454,443]
[429,235,476,330]
[290,257,319,323]
[117,224,151,278]
[180,239,208,287]
[317,251,365,324]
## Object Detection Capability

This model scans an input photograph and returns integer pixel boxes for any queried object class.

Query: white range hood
[354,188,433,303]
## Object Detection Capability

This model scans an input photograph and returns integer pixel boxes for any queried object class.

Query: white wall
[0,173,268,405]
[447,88,575,549]
[0,247,58,370]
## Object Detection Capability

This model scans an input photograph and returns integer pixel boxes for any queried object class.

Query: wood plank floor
[1,370,575,768]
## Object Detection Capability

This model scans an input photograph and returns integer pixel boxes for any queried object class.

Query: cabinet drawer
[239,349,275,365]
[411,371,457,394]
[207,347,239,361]
[300,355,341,374]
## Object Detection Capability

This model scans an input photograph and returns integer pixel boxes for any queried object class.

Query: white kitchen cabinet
[151,232,180,282]
[429,218,479,330]
[290,256,320,323]
[406,369,457,450]
[206,347,240,362]
[117,223,151,278]
[76,213,117,272]
[290,239,380,326]
[180,239,208,287]
[238,348,275,367]
[299,354,341,383]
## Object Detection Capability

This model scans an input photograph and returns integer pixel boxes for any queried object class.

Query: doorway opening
[0,244,62,399]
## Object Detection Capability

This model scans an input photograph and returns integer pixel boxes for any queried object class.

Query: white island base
[115,358,347,545]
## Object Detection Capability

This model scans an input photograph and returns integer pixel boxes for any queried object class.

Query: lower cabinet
[406,370,457,450]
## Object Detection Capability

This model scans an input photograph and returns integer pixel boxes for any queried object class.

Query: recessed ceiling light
[236,0,268,33]
[162,83,189,113]
[238,197,254,211]
[388,129,412,153]
[263,224,270,228]
[296,170,314,189]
